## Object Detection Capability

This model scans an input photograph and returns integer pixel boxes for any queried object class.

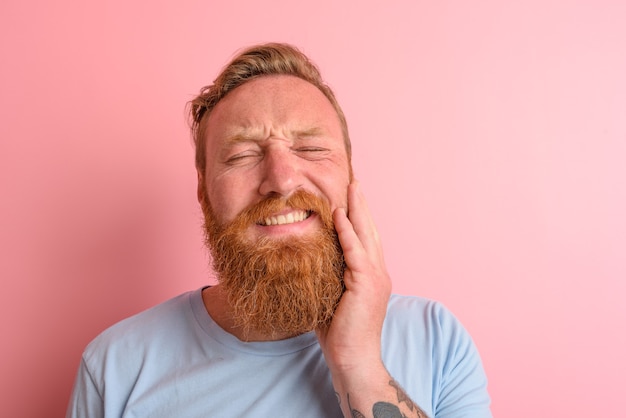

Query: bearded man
[67,43,491,418]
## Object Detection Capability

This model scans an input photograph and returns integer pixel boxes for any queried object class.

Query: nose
[257,146,302,197]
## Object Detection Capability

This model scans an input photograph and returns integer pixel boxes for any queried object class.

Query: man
[67,43,491,418]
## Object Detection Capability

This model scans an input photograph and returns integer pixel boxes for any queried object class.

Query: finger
[333,207,367,265]
[346,180,381,256]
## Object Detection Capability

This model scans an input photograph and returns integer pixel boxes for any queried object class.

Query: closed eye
[294,147,330,159]
[297,147,326,152]
[225,151,262,164]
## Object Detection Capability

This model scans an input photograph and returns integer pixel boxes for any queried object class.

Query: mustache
[230,190,335,231]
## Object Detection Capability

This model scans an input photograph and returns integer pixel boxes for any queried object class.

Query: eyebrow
[223,126,325,143]
[294,127,324,138]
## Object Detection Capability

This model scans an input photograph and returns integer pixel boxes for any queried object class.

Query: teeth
[263,210,310,226]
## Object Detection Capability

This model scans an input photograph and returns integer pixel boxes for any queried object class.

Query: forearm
[332,363,428,418]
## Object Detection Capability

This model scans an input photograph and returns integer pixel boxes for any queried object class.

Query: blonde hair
[188,43,351,171]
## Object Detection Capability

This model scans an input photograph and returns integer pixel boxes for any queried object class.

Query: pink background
[2,0,625,416]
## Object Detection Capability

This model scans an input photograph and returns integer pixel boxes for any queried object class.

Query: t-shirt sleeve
[432,303,492,418]
[66,357,104,418]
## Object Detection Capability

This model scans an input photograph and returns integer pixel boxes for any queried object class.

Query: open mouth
[259,210,312,226]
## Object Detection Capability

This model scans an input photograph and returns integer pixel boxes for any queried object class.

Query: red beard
[200,189,345,338]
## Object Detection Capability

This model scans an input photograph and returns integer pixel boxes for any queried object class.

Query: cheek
[206,175,257,224]
[320,178,349,212]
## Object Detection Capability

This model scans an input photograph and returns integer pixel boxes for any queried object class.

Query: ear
[196,169,205,204]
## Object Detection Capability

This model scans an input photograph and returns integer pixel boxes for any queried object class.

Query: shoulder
[385,294,464,335]
[383,295,492,417]
[82,290,197,365]
[384,294,480,360]
[382,294,483,383]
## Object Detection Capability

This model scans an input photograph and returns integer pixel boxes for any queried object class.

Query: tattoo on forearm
[389,379,428,418]
[373,402,407,417]
[342,379,427,418]
[347,393,366,418]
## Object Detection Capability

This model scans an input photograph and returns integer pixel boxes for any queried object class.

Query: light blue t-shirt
[67,288,491,417]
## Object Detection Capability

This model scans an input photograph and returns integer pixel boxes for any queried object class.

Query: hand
[316,180,392,379]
